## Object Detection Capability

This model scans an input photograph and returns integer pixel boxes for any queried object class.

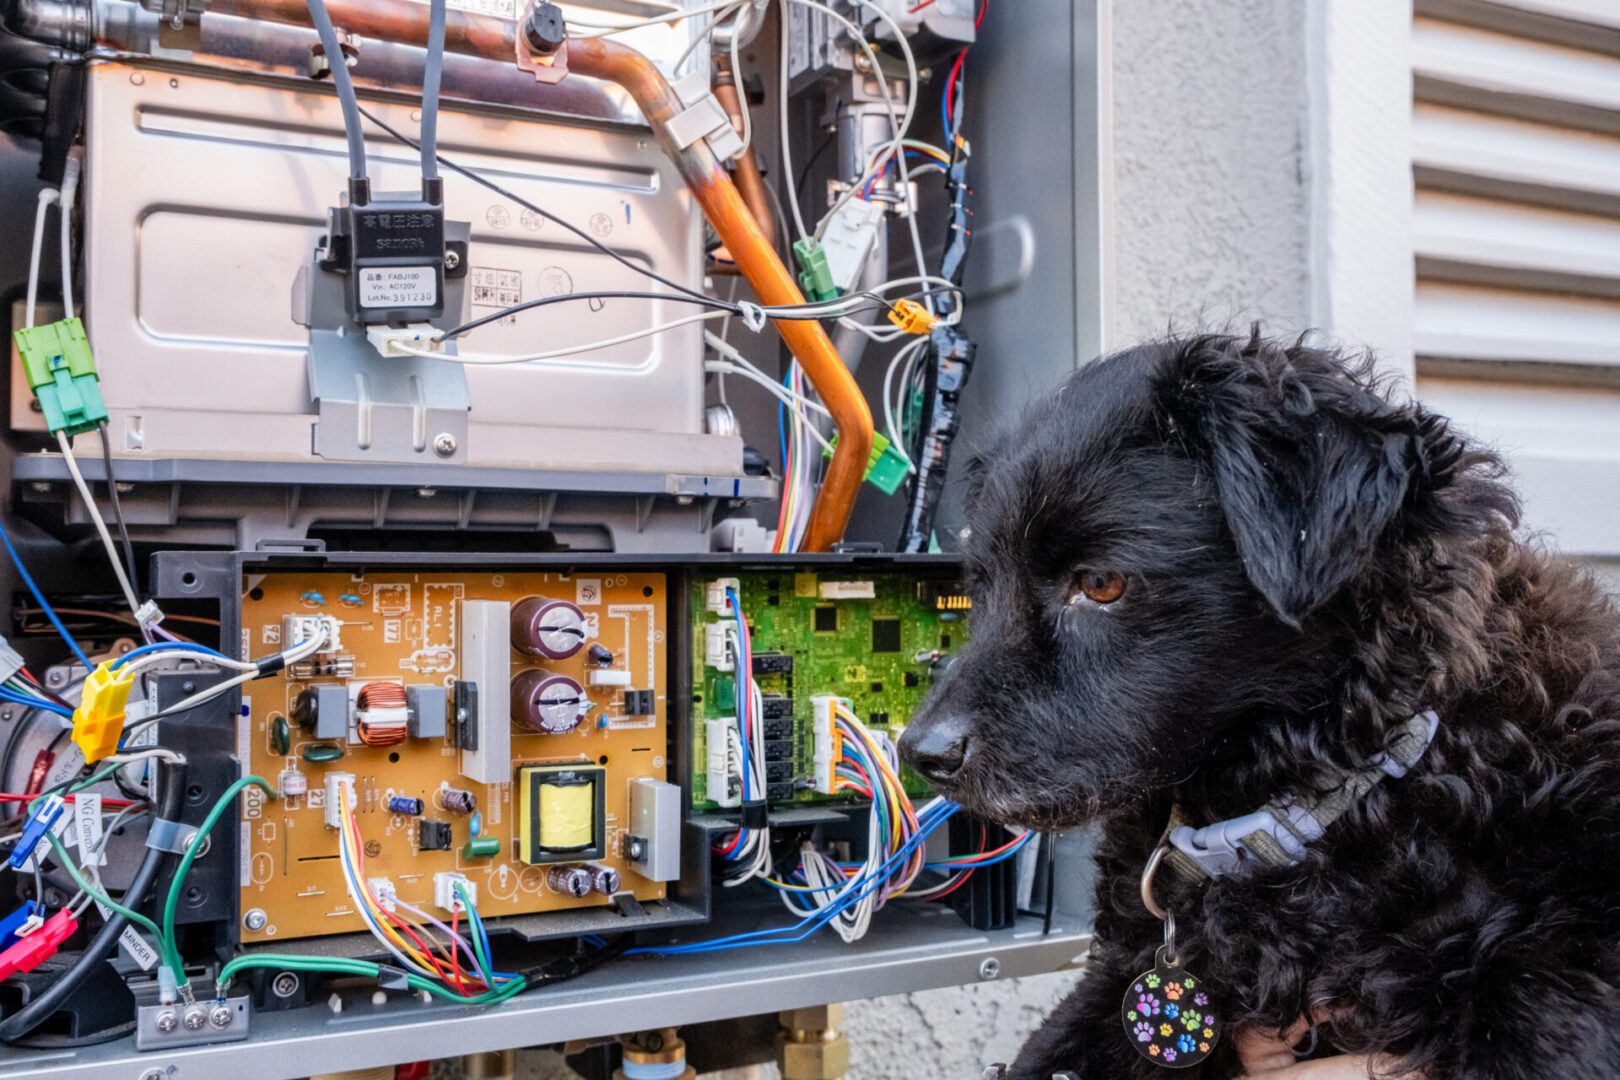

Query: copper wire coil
[357,722,408,747]
[356,681,408,709]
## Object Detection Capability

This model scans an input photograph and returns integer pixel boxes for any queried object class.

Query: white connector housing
[367,877,398,912]
[705,622,734,672]
[819,580,876,601]
[586,669,632,687]
[366,324,444,359]
[434,872,475,914]
[820,198,886,293]
[323,772,356,829]
[706,717,742,808]
[706,578,742,615]
[810,695,848,795]
[282,614,342,655]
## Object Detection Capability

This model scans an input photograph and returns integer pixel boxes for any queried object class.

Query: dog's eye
[1069,569,1127,606]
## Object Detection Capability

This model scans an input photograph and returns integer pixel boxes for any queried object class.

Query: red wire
[976,0,988,29]
[450,906,464,991]
[907,0,937,10]
[0,793,138,808]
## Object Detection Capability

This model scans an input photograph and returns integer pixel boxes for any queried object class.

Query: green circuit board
[691,569,970,808]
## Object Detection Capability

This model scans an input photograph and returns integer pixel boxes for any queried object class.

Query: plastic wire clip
[737,301,767,333]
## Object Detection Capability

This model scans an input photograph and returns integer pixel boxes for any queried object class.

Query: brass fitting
[464,1049,516,1080]
[777,1004,850,1080]
[612,1028,697,1080]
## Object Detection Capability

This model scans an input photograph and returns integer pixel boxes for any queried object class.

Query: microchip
[904,672,919,688]
[871,619,901,653]
[815,607,837,633]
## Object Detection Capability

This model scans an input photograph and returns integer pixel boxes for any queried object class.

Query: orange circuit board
[236,571,669,943]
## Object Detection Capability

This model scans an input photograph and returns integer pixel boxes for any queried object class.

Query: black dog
[899,330,1620,1079]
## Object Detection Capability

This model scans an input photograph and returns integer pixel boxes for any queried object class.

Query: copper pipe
[213,1,872,550]
[713,68,777,251]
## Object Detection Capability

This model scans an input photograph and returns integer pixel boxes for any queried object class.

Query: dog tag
[1121,947,1221,1069]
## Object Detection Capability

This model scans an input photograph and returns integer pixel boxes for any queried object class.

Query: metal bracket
[158,0,209,50]
[135,995,250,1051]
[145,817,200,855]
[300,219,472,466]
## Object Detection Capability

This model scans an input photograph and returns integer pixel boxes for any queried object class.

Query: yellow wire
[338,785,440,974]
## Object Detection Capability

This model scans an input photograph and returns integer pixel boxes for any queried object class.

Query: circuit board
[690,569,969,808]
[237,571,668,943]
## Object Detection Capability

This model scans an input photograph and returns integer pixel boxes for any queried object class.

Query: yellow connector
[71,662,137,764]
[887,299,938,336]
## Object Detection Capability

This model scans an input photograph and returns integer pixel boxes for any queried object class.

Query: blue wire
[629,804,960,956]
[0,516,90,669]
[111,641,232,668]
[728,588,750,805]
[0,689,71,718]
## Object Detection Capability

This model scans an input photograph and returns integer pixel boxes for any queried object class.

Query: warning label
[471,267,523,309]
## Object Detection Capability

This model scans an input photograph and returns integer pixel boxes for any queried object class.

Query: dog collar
[1158,709,1439,886]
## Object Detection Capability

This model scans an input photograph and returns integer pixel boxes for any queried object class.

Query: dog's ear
[1160,332,1428,628]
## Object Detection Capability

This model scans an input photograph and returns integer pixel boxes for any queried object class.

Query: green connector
[13,318,107,436]
[824,431,910,496]
[792,238,839,303]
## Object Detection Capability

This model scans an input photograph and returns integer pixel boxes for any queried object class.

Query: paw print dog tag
[1121,947,1221,1068]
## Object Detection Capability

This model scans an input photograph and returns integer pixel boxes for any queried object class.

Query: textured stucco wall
[1110,0,1312,346]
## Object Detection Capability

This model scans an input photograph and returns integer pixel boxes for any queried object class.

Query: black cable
[94,423,138,595]
[0,760,186,1044]
[1041,833,1055,936]
[356,105,713,304]
[440,291,740,341]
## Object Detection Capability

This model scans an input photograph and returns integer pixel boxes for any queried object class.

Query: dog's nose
[899,714,973,783]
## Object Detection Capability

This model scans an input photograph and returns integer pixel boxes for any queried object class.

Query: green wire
[163,776,277,988]
[217,954,525,1005]
[43,831,165,956]
[455,882,495,982]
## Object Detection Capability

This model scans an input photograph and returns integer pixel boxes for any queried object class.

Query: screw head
[182,1006,208,1031]
[209,1004,234,1029]
[271,972,301,999]
[243,908,268,932]
[46,669,68,688]
[154,1010,178,1034]
[141,1069,165,1080]
[433,433,458,458]
[417,487,437,498]
[978,957,1001,981]
[675,494,694,506]
[443,249,461,272]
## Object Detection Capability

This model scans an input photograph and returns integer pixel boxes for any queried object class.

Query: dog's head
[897,331,1510,830]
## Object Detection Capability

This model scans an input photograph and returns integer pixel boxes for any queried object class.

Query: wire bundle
[332,777,521,999]
[713,588,772,883]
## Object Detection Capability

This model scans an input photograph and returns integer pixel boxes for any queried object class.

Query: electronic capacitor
[511,596,589,660]
[279,768,308,798]
[510,670,590,734]
[546,865,592,898]
[439,787,476,815]
[586,863,620,896]
[387,795,424,816]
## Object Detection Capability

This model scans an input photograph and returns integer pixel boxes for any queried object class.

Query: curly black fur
[898,330,1620,1079]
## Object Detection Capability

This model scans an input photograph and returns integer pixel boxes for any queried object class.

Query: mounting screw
[154,1010,178,1034]
[46,669,68,688]
[675,494,694,506]
[417,487,437,498]
[978,957,1001,981]
[182,1005,209,1031]
[243,908,268,932]
[271,972,301,999]
[853,50,873,72]
[524,2,567,55]
[209,1004,234,1029]
[140,1070,165,1080]
[443,249,461,272]
[433,433,458,458]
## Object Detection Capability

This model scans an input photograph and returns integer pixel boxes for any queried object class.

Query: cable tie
[740,799,767,831]
[737,301,767,333]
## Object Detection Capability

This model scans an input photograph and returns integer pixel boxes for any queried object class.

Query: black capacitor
[547,865,591,898]
[587,644,615,667]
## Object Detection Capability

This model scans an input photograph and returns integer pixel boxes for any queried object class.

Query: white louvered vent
[1411,0,1620,556]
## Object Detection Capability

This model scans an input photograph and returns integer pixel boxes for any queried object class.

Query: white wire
[730,4,753,156]
[59,152,81,321]
[26,189,59,331]
[417,310,730,366]
[778,0,810,242]
[57,432,142,618]
[883,337,928,470]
